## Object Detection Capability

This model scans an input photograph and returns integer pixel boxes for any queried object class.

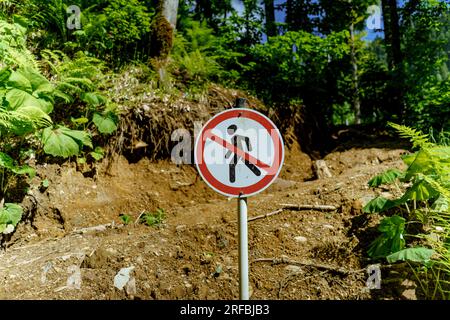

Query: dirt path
[0,145,411,300]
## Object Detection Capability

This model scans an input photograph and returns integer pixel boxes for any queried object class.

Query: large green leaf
[0,67,11,84]
[404,149,434,181]
[432,195,449,212]
[41,126,92,158]
[0,203,23,234]
[368,169,404,187]
[368,215,406,259]
[7,70,32,92]
[0,152,35,178]
[386,247,434,264]
[401,179,439,201]
[363,196,399,214]
[20,66,53,93]
[82,92,107,107]
[93,112,118,134]
[401,152,417,166]
[5,88,53,113]
[59,126,93,149]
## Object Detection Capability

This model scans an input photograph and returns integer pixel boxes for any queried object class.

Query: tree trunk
[264,0,277,37]
[162,0,179,29]
[381,0,404,118]
[381,0,402,69]
[350,23,361,125]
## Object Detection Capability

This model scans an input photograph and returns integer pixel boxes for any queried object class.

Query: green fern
[0,20,38,69]
[388,122,434,149]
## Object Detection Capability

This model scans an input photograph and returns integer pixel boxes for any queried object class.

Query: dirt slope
[0,143,418,300]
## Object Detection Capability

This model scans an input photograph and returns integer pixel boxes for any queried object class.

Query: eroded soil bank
[0,139,418,300]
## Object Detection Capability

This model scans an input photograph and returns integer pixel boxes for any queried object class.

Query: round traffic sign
[195,108,284,197]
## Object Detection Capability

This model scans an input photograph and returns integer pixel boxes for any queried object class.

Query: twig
[280,204,337,211]
[247,204,337,222]
[70,222,122,235]
[135,211,146,225]
[252,257,364,275]
[247,209,283,222]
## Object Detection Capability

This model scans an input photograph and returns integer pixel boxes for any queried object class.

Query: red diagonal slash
[203,130,277,175]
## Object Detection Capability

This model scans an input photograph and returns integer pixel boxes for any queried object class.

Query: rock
[114,266,135,290]
[213,264,223,277]
[294,236,307,243]
[351,199,364,215]
[135,256,144,265]
[285,265,302,273]
[175,246,184,259]
[402,289,417,300]
[401,279,417,289]
[125,277,137,296]
[271,178,297,191]
[323,224,334,230]
[314,160,333,179]
[67,265,82,290]
[81,247,116,269]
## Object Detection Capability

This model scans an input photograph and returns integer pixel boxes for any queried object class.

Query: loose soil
[0,134,420,300]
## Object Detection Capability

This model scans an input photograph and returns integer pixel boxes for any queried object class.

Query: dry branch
[70,222,122,235]
[247,204,337,222]
[280,204,337,211]
[252,257,364,275]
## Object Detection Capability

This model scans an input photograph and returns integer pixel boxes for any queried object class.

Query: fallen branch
[247,209,284,222]
[71,222,122,235]
[280,204,337,211]
[252,257,364,275]
[247,204,337,222]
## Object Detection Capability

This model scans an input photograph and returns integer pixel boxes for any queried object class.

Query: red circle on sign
[194,108,284,197]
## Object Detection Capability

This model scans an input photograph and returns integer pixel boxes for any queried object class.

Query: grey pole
[238,196,249,300]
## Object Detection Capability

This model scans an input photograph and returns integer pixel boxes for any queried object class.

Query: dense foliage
[365,124,450,298]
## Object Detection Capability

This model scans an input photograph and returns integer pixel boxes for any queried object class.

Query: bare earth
[0,143,415,300]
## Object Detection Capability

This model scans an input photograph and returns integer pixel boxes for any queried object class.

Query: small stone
[176,225,186,232]
[323,224,334,230]
[176,246,184,259]
[285,265,302,273]
[135,256,144,265]
[294,236,307,243]
[402,289,417,300]
[114,266,135,290]
[125,277,137,296]
[401,279,416,289]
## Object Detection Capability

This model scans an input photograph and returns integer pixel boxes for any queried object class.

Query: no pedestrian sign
[195,108,284,197]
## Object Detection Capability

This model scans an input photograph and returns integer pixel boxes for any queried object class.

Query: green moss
[150,7,174,59]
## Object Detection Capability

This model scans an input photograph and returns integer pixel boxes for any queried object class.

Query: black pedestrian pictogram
[225,125,261,183]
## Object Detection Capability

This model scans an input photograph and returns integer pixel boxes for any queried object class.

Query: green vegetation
[364,124,450,298]
[0,0,448,298]
[140,208,166,228]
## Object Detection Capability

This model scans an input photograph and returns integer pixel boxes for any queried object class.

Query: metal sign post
[194,102,284,300]
[238,196,249,300]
